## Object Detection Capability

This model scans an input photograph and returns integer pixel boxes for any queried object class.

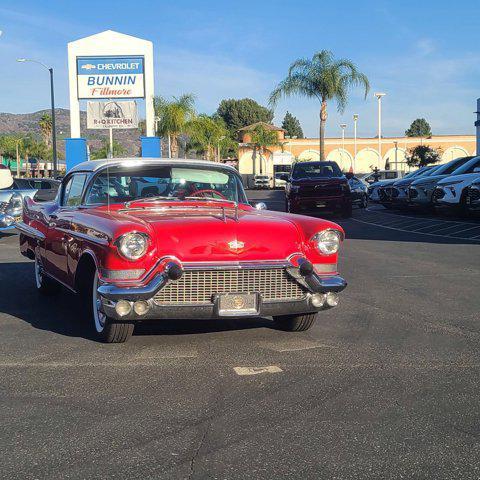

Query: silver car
[0,178,59,231]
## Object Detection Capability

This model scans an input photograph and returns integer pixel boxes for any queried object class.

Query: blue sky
[1,0,479,138]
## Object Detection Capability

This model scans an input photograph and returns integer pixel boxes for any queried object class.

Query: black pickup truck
[281,161,352,217]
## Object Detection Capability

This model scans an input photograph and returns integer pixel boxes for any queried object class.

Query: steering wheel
[190,189,226,200]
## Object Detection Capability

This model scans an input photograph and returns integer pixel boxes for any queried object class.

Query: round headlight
[116,232,149,260]
[313,229,342,255]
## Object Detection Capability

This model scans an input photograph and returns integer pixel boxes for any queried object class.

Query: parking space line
[233,366,283,376]
[444,225,480,236]
[350,217,480,243]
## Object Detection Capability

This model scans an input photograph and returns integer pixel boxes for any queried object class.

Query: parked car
[283,161,352,217]
[17,158,347,343]
[389,165,442,208]
[253,174,270,189]
[0,177,60,231]
[357,170,403,186]
[274,172,287,188]
[433,156,480,213]
[346,172,368,208]
[466,176,480,212]
[409,156,475,209]
[375,166,433,208]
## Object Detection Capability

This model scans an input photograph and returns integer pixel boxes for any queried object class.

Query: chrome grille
[154,268,307,305]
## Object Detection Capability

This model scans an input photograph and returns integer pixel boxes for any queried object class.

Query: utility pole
[353,114,358,171]
[374,92,386,169]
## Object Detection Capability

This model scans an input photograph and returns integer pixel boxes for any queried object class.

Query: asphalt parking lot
[1,190,480,480]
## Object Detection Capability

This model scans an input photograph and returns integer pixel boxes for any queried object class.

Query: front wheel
[273,312,317,332]
[361,194,368,209]
[86,270,134,343]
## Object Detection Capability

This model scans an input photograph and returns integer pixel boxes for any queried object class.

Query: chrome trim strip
[15,222,46,241]
[56,228,109,246]
[98,273,168,300]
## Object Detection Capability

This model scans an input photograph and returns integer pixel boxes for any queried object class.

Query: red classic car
[17,158,347,343]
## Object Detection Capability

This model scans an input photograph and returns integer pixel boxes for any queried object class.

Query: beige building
[237,122,477,184]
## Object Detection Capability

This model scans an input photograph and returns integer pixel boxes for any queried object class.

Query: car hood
[121,207,304,263]
[370,179,397,188]
[437,173,480,185]
[411,174,448,186]
[0,189,35,202]
[291,177,346,185]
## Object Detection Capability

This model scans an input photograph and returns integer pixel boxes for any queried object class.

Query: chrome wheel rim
[93,273,107,333]
[34,257,43,289]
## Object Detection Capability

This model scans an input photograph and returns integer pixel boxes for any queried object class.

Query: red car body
[17,159,346,342]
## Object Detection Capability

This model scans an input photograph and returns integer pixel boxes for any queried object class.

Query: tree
[281,111,303,138]
[405,118,432,138]
[154,94,196,158]
[269,50,370,160]
[216,98,273,134]
[405,145,441,167]
[39,113,52,147]
[186,115,228,161]
[90,139,126,160]
[247,124,283,174]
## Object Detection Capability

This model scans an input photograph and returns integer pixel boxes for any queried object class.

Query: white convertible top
[68,158,238,174]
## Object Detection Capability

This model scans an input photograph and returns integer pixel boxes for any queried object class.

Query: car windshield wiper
[125,196,180,208]
[184,196,237,205]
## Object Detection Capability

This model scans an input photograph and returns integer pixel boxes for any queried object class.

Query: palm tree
[186,115,227,161]
[90,139,127,160]
[248,124,283,174]
[39,113,52,147]
[269,50,370,160]
[154,94,195,158]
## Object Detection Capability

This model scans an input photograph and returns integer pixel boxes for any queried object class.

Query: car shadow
[0,261,275,341]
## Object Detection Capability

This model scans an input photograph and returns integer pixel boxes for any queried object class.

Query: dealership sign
[87,101,138,129]
[77,56,145,99]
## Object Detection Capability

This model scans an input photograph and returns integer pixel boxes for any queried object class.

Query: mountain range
[0,108,142,157]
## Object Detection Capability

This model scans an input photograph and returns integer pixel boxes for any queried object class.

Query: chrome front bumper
[97,261,347,321]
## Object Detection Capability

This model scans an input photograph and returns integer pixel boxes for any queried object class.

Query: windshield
[429,157,472,175]
[84,165,246,205]
[450,156,480,175]
[292,161,343,179]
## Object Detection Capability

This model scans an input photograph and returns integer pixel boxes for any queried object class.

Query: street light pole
[374,92,386,169]
[340,123,347,170]
[353,114,358,171]
[17,58,58,177]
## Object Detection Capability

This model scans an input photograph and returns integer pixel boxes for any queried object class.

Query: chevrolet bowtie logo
[228,240,245,251]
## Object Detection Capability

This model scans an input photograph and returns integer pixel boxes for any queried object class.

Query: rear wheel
[84,268,134,343]
[273,312,317,332]
[34,256,60,295]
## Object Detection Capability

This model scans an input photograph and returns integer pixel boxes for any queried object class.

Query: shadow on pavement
[0,261,273,341]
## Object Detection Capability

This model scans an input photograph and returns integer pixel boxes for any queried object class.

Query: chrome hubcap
[34,257,43,289]
[93,273,107,333]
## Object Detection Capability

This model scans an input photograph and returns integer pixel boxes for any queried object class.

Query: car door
[43,173,87,286]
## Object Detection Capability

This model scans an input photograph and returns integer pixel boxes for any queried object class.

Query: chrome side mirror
[254,202,267,210]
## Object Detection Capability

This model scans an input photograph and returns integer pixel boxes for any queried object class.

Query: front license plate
[217,293,259,316]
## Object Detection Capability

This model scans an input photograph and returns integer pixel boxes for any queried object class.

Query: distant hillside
[0,108,142,156]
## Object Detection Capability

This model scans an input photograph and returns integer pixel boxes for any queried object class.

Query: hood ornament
[228,239,245,251]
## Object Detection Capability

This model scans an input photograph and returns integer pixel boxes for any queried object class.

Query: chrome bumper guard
[97,259,347,320]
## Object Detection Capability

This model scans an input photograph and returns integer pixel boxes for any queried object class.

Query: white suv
[434,156,480,212]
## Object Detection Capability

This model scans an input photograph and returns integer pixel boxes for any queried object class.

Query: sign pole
[109,128,113,158]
